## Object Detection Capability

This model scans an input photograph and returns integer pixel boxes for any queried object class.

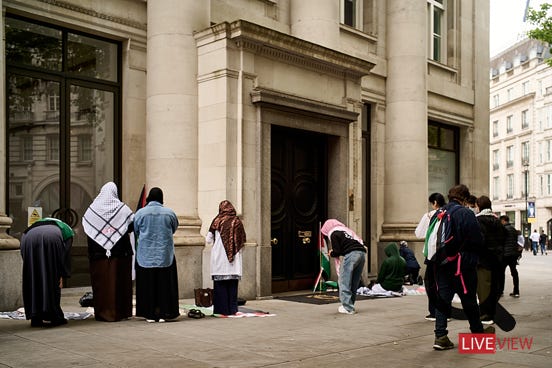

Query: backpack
[424,205,461,264]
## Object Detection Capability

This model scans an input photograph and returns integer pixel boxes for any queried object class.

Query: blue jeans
[338,250,366,312]
[435,259,483,337]
[540,242,547,254]
[532,241,538,255]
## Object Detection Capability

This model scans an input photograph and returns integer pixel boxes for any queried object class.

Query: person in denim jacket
[134,187,179,323]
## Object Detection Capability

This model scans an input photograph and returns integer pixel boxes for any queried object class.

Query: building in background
[0,0,490,309]
[490,38,552,239]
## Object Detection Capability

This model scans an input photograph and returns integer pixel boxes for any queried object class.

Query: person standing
[474,195,506,325]
[530,229,540,256]
[321,219,366,315]
[499,215,520,298]
[206,200,246,315]
[430,184,493,350]
[82,182,135,322]
[134,187,180,323]
[20,217,74,327]
[539,230,548,255]
[415,192,446,321]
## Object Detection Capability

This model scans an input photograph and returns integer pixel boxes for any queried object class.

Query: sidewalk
[1,251,551,368]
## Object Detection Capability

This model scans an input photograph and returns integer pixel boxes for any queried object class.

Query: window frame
[427,0,446,63]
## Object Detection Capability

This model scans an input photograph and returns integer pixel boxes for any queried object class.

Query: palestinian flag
[313,223,331,291]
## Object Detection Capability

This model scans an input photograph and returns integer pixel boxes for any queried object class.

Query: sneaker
[425,314,436,321]
[433,335,454,350]
[509,293,520,298]
[338,305,356,315]
[483,325,496,334]
[481,319,494,325]
[158,319,166,323]
[146,319,156,323]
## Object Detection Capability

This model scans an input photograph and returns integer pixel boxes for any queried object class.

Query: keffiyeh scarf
[82,182,134,257]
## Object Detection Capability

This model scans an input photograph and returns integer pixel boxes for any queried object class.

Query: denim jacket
[134,201,178,268]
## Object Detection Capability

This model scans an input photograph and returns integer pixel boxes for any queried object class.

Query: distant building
[0,0,490,309]
[489,38,552,237]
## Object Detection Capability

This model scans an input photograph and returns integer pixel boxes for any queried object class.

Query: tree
[526,3,552,66]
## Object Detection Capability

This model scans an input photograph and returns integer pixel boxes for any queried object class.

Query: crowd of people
[19,181,539,353]
[414,185,530,350]
[20,183,246,326]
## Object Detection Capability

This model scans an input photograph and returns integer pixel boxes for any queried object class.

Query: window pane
[68,33,118,82]
[5,17,62,71]
[344,0,355,27]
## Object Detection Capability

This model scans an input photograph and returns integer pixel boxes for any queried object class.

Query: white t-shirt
[530,232,540,242]
[415,210,436,239]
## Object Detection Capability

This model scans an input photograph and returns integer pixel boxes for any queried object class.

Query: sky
[490,0,549,57]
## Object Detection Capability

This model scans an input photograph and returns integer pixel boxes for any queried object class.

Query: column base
[0,214,20,250]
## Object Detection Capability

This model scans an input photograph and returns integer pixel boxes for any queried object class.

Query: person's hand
[59,278,63,289]
[328,249,333,256]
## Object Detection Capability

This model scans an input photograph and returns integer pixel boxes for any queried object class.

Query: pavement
[1,250,551,368]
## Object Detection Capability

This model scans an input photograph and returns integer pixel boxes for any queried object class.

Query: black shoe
[509,293,520,298]
[49,318,68,327]
[30,318,44,327]
[425,314,436,321]
[433,335,454,350]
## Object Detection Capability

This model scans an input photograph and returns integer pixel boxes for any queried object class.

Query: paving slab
[1,251,551,367]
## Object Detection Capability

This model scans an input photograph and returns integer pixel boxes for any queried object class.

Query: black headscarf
[146,187,164,204]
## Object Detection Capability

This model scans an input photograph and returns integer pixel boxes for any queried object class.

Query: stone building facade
[490,38,552,239]
[0,0,490,310]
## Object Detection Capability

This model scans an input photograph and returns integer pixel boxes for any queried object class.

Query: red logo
[458,334,496,354]
[458,334,534,354]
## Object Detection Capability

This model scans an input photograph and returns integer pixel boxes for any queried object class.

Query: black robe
[20,223,72,324]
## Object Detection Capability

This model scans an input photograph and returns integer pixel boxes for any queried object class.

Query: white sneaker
[146,319,155,323]
[338,305,356,315]
[481,319,494,325]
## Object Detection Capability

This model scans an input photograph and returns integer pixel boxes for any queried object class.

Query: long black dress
[20,222,72,326]
[87,223,134,322]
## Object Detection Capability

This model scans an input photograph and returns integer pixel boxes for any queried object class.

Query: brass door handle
[271,238,278,246]
[302,237,311,244]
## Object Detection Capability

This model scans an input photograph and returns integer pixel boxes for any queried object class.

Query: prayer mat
[0,308,93,321]
[275,291,382,305]
[180,304,274,318]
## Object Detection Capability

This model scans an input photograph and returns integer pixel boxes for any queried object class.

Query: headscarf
[25,217,74,240]
[82,182,134,257]
[146,187,163,204]
[321,219,364,245]
[209,200,246,263]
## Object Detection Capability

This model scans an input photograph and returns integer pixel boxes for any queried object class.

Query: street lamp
[523,160,530,243]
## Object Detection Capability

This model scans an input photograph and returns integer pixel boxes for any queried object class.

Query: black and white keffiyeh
[82,182,134,257]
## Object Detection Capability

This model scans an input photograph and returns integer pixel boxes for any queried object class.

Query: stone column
[290,0,340,49]
[0,4,23,311]
[382,0,427,241]
[146,0,209,295]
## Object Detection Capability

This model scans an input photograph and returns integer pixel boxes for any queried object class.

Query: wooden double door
[271,126,327,293]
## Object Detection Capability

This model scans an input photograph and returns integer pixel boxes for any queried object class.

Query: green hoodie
[376,243,406,292]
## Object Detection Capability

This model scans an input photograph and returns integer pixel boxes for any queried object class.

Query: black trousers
[213,279,239,315]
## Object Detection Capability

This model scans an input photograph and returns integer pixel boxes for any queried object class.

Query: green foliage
[526,3,552,66]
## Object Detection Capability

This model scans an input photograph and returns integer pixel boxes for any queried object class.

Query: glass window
[492,120,499,137]
[47,135,59,161]
[507,174,514,199]
[67,33,118,82]
[492,149,499,170]
[428,0,445,62]
[522,141,530,163]
[77,135,92,162]
[506,145,514,167]
[522,110,529,129]
[506,115,513,133]
[428,122,458,197]
[5,17,62,71]
[23,136,33,161]
[493,176,500,200]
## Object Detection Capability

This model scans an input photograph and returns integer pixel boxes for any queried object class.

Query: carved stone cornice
[196,20,375,79]
[36,0,146,30]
